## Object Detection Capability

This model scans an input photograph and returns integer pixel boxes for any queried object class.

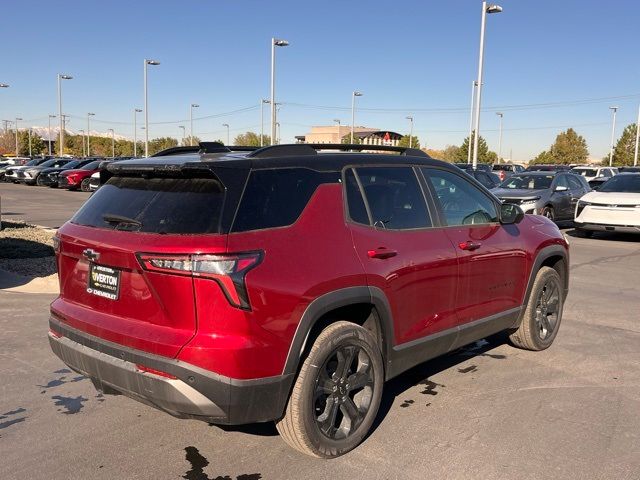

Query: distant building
[296,125,403,146]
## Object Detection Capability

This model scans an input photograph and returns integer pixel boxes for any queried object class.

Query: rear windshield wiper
[102,213,143,227]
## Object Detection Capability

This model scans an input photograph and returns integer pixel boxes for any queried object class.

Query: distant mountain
[24,125,129,141]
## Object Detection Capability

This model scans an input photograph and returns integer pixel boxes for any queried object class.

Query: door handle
[458,241,482,251]
[367,248,398,259]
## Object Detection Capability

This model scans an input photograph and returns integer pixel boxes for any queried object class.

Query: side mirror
[500,203,524,225]
[554,185,569,192]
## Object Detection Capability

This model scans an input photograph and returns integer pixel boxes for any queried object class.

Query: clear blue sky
[2,0,640,160]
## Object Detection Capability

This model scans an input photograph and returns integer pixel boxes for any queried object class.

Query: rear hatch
[51,162,247,358]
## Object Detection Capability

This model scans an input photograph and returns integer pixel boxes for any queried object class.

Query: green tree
[611,123,638,166]
[148,137,178,156]
[181,136,201,147]
[18,130,45,156]
[548,128,588,164]
[397,135,420,149]
[233,131,270,147]
[341,133,363,144]
[441,145,460,162]
[530,150,554,165]
[457,133,497,164]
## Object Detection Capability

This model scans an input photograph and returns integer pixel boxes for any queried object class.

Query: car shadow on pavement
[565,228,640,243]
[369,332,509,436]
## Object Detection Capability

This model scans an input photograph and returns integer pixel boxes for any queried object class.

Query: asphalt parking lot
[1,183,639,480]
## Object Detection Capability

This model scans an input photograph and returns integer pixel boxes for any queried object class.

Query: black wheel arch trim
[282,286,396,378]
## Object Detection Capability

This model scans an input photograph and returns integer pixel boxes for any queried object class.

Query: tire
[80,178,91,192]
[510,267,564,351]
[541,206,555,222]
[276,321,384,458]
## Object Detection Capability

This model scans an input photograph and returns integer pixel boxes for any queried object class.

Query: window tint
[566,175,583,191]
[603,169,612,177]
[355,166,431,229]
[555,175,569,188]
[344,169,369,224]
[72,176,225,234]
[475,172,494,188]
[423,168,498,226]
[232,168,338,232]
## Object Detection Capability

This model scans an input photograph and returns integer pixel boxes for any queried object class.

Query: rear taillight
[136,251,263,310]
[52,235,61,254]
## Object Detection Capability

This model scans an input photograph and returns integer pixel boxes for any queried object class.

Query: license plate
[87,263,121,300]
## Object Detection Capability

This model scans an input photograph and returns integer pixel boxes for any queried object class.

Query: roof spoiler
[248,143,431,158]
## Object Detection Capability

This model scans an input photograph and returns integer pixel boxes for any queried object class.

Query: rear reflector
[49,328,63,338]
[136,251,263,310]
[135,364,178,379]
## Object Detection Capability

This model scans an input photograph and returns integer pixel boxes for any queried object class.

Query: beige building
[296,125,403,146]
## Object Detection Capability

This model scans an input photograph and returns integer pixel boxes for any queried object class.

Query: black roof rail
[151,143,260,157]
[150,145,201,157]
[248,143,431,158]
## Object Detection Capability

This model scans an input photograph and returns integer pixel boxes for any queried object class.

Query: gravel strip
[0,221,57,277]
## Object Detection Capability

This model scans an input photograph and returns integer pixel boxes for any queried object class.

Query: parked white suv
[571,166,618,182]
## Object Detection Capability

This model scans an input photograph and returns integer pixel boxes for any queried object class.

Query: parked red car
[49,143,569,458]
[58,159,105,191]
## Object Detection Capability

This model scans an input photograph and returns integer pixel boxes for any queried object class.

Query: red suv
[49,143,569,458]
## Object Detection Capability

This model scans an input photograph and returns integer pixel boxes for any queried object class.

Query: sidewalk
[0,267,58,294]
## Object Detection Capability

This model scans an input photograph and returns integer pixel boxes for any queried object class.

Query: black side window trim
[341,165,438,231]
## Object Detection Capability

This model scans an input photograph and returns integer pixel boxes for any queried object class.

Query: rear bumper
[48,317,293,425]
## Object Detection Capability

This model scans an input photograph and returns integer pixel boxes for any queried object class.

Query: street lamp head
[59,74,73,80]
[262,99,271,104]
[496,112,503,117]
[135,108,142,113]
[610,106,618,111]
[486,4,503,13]
[16,117,23,121]
[222,123,229,127]
[353,91,363,97]
[179,126,185,130]
[49,114,57,118]
[273,39,289,47]
[88,112,95,116]
[0,83,9,88]
[191,103,199,108]
[406,115,413,121]
[146,60,160,65]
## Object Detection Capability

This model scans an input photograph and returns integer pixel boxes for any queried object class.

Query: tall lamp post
[108,128,115,158]
[471,2,502,169]
[634,105,640,167]
[178,126,186,145]
[86,112,95,156]
[144,59,160,157]
[48,114,56,155]
[189,103,199,146]
[405,115,414,148]
[15,117,22,156]
[467,80,478,164]
[57,74,73,156]
[496,112,504,162]
[261,99,270,146]
[133,108,142,156]
[276,122,281,145]
[28,128,32,157]
[350,91,363,144]
[333,119,341,143]
[222,123,230,146]
[270,38,289,145]
[78,129,86,156]
[608,106,618,167]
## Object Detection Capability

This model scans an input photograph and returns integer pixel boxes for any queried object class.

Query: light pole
[108,128,115,158]
[189,103,199,146]
[133,108,142,156]
[334,119,341,143]
[28,128,32,157]
[86,112,95,156]
[351,91,363,144]
[270,38,289,145]
[57,74,73,156]
[634,105,640,167]
[405,116,414,148]
[222,123,230,145]
[496,112,504,162]
[15,117,22,157]
[178,126,186,145]
[608,106,618,166]
[471,2,502,169]
[276,122,281,145]
[467,80,478,164]
[144,59,160,157]
[48,114,56,156]
[78,129,86,156]
[261,99,270,146]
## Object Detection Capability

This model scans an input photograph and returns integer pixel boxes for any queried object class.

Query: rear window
[71,176,225,234]
[232,168,339,232]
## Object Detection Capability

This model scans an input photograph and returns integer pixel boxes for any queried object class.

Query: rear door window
[567,175,584,191]
[352,166,431,230]
[71,176,225,234]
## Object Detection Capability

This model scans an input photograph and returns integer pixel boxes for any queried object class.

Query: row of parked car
[0,156,132,191]
[454,162,640,235]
